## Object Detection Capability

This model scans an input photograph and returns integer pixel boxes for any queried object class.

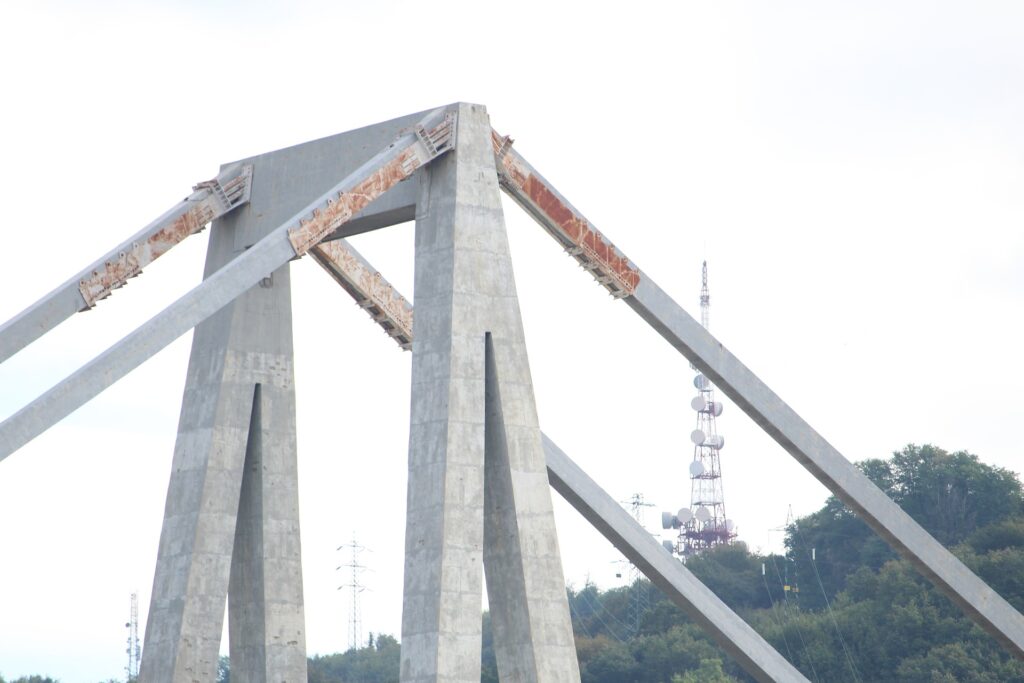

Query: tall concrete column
[140,211,306,682]
[400,102,579,683]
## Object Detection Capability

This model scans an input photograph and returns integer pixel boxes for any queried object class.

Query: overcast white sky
[1,1,1022,681]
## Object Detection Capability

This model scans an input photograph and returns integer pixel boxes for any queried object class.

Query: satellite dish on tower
[690,429,706,445]
[691,396,706,412]
[689,460,705,477]
[693,374,710,390]
[677,507,693,524]
[695,506,711,523]
[704,435,725,449]
[661,511,676,529]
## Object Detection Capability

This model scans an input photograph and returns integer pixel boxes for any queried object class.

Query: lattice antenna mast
[700,260,710,329]
[661,261,737,557]
[337,535,370,651]
[125,592,140,682]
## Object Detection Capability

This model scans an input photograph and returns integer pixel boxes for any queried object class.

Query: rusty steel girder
[491,130,639,298]
[310,240,414,350]
[79,165,253,308]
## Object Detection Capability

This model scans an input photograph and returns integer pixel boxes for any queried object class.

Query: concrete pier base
[400,102,580,683]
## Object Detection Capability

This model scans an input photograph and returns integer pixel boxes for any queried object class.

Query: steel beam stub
[0,107,456,463]
[0,164,253,365]
[543,434,809,683]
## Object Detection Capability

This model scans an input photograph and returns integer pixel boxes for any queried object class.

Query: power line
[770,555,820,683]
[761,562,796,664]
[794,523,863,683]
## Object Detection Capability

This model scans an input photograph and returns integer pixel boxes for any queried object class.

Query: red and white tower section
[662,261,737,556]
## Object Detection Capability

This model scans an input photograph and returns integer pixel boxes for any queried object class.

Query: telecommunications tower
[662,261,736,556]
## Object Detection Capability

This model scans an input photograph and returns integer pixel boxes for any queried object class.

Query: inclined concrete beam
[0,164,252,365]
[625,277,1024,657]
[0,108,451,463]
[495,140,1024,658]
[543,434,808,683]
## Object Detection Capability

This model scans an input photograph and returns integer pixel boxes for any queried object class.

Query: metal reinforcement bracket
[310,240,414,350]
[492,133,1024,659]
[0,164,253,365]
[0,107,455,463]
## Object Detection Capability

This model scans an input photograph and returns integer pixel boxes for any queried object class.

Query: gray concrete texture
[401,103,580,683]
[139,204,306,681]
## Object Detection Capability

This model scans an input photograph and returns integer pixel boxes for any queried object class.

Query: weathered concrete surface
[400,103,579,683]
[221,108,432,245]
[484,336,582,683]
[139,192,306,681]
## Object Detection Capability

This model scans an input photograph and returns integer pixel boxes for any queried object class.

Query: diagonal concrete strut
[0,164,252,365]
[494,134,1024,658]
[0,107,455,464]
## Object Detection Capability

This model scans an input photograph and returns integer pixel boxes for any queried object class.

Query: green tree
[579,638,638,683]
[672,658,737,683]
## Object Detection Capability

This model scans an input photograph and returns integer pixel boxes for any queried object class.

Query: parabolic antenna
[695,506,711,523]
[689,460,705,477]
[704,435,725,449]
[690,429,706,445]
[662,540,676,553]
[661,511,675,529]
[677,507,693,523]
[693,374,710,390]
[690,395,706,412]
[708,401,723,417]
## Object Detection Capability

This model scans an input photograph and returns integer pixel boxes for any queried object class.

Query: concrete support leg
[400,102,579,683]
[140,217,306,681]
[484,336,581,683]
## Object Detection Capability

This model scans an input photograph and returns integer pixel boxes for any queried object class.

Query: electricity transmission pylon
[337,535,370,651]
